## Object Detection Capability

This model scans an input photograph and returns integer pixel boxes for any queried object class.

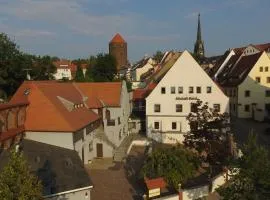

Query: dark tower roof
[110,33,126,43]
[197,13,202,41]
[194,13,205,59]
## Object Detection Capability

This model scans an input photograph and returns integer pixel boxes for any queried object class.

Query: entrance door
[96,143,103,158]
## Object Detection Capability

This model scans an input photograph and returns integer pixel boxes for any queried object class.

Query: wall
[182,185,209,200]
[238,52,270,119]
[54,68,72,80]
[154,194,178,200]
[135,63,154,81]
[44,187,91,200]
[146,51,229,143]
[25,131,74,150]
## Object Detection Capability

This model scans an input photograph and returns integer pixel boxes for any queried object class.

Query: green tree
[74,65,85,82]
[184,100,231,166]
[0,148,42,200]
[217,133,270,200]
[31,55,56,80]
[141,145,200,189]
[153,50,163,63]
[91,53,116,82]
[0,33,25,99]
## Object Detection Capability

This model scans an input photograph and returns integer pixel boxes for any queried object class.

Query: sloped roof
[10,81,100,132]
[110,33,126,43]
[253,43,270,51]
[75,82,122,108]
[220,52,263,86]
[145,177,166,190]
[133,83,157,100]
[0,139,92,196]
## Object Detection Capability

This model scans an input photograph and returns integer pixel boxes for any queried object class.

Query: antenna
[23,68,32,80]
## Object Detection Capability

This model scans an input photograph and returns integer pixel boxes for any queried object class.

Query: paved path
[86,146,146,200]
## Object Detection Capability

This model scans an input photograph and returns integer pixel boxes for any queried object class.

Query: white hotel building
[146,51,229,144]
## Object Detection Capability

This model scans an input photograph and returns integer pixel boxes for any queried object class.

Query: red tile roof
[133,83,157,100]
[10,81,100,132]
[145,177,166,190]
[75,82,122,108]
[253,43,270,51]
[110,33,126,43]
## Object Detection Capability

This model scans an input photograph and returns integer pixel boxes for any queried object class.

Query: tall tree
[0,148,42,200]
[31,55,56,80]
[217,133,270,200]
[184,100,231,166]
[74,65,85,82]
[91,53,116,82]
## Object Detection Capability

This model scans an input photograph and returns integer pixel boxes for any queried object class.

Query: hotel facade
[146,51,229,144]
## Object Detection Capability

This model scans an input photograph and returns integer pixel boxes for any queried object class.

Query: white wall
[54,68,72,80]
[25,131,74,150]
[44,187,91,200]
[135,63,154,81]
[146,51,229,143]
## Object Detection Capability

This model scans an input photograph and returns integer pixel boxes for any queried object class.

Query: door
[96,143,103,158]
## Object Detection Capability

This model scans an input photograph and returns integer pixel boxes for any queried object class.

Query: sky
[1,0,270,63]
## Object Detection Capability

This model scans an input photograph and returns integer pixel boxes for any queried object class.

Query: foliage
[74,65,85,82]
[153,50,163,63]
[141,145,200,189]
[91,53,117,82]
[0,33,56,99]
[217,133,270,200]
[184,100,231,166]
[0,148,43,200]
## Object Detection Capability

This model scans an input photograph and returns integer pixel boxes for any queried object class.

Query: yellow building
[217,51,270,121]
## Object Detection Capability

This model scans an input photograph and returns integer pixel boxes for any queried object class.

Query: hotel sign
[175,97,198,100]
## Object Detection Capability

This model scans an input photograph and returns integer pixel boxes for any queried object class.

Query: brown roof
[10,81,100,132]
[75,82,122,108]
[253,43,270,51]
[133,83,157,100]
[110,33,126,43]
[145,177,166,190]
[220,52,263,86]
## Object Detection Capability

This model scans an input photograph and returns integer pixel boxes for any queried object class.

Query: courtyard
[86,146,147,200]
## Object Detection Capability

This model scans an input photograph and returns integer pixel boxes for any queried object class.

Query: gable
[147,51,225,100]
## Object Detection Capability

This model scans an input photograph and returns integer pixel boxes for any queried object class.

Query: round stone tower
[109,33,128,72]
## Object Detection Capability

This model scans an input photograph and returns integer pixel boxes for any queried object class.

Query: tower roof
[197,13,202,41]
[110,33,126,43]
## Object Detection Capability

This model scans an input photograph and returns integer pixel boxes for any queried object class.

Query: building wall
[237,52,270,120]
[109,43,128,71]
[134,63,154,81]
[146,51,229,144]
[44,188,92,200]
[25,131,74,149]
[54,68,72,80]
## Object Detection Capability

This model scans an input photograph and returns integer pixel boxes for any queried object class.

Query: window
[260,67,263,72]
[266,90,270,97]
[107,119,115,126]
[171,87,175,94]
[244,105,250,112]
[154,104,161,112]
[172,122,177,130]
[207,86,212,93]
[267,77,270,83]
[191,103,198,112]
[265,67,269,72]
[118,117,121,125]
[245,90,250,97]
[161,87,166,94]
[89,142,93,152]
[176,104,183,112]
[189,87,194,93]
[178,87,183,94]
[154,122,159,129]
[255,77,261,83]
[196,87,201,93]
[213,104,220,112]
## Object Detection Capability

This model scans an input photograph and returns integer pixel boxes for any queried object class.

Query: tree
[184,100,231,166]
[0,148,42,200]
[217,133,270,200]
[31,55,56,80]
[74,65,85,82]
[153,50,163,63]
[0,33,25,99]
[91,53,116,82]
[141,145,200,189]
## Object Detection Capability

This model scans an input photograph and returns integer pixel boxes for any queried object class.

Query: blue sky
[1,0,269,63]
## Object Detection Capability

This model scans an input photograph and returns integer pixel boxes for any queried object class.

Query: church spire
[194,13,205,59]
[197,13,202,41]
